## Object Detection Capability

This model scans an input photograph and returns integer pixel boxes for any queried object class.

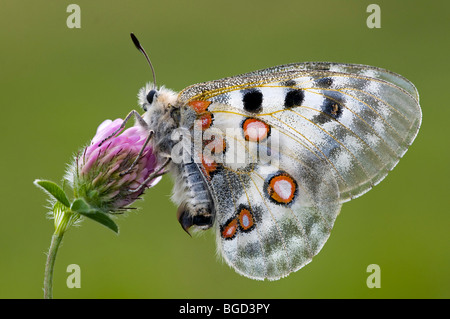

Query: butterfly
[127,34,421,280]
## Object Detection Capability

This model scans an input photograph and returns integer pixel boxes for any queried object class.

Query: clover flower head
[66,118,161,213]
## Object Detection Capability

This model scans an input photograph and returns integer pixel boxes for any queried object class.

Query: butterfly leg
[119,130,154,176]
[129,157,171,193]
[98,110,149,147]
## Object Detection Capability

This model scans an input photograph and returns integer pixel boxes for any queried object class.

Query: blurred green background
[0,0,448,299]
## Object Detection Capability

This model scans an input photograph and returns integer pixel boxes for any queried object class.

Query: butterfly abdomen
[174,159,215,234]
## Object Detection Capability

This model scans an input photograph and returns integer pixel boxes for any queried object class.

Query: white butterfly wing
[179,62,421,279]
[180,62,421,201]
[212,161,341,280]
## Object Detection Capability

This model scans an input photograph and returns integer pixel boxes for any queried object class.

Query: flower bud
[66,118,161,213]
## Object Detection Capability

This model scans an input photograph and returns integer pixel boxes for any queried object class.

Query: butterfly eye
[146,89,157,104]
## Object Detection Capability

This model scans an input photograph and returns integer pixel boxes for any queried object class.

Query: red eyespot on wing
[204,135,226,154]
[189,100,211,113]
[198,112,213,130]
[201,154,219,179]
[266,172,297,205]
[242,118,270,142]
[221,218,238,240]
[237,208,255,231]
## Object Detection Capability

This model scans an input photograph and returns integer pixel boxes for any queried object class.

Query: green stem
[44,232,64,299]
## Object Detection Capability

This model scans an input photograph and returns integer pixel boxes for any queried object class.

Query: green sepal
[34,179,71,208]
[53,201,79,235]
[71,198,119,233]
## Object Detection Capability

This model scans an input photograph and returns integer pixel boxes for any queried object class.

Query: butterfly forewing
[180,63,421,201]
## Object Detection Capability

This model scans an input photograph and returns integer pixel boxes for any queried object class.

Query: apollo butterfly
[127,34,421,280]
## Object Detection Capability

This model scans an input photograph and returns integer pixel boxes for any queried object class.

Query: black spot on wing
[282,79,296,87]
[323,99,343,118]
[242,88,263,113]
[316,77,333,88]
[284,89,305,109]
[313,98,344,124]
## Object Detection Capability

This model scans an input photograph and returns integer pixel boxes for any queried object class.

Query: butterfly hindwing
[208,158,341,280]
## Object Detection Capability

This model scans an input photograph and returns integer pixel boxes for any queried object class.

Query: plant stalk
[44,232,64,299]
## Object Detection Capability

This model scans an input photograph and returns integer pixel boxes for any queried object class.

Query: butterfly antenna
[130,33,157,87]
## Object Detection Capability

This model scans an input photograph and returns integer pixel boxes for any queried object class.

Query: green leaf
[34,179,71,207]
[70,198,91,214]
[71,198,119,233]
[79,211,119,234]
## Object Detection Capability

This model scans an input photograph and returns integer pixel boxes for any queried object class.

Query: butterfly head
[138,83,178,112]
